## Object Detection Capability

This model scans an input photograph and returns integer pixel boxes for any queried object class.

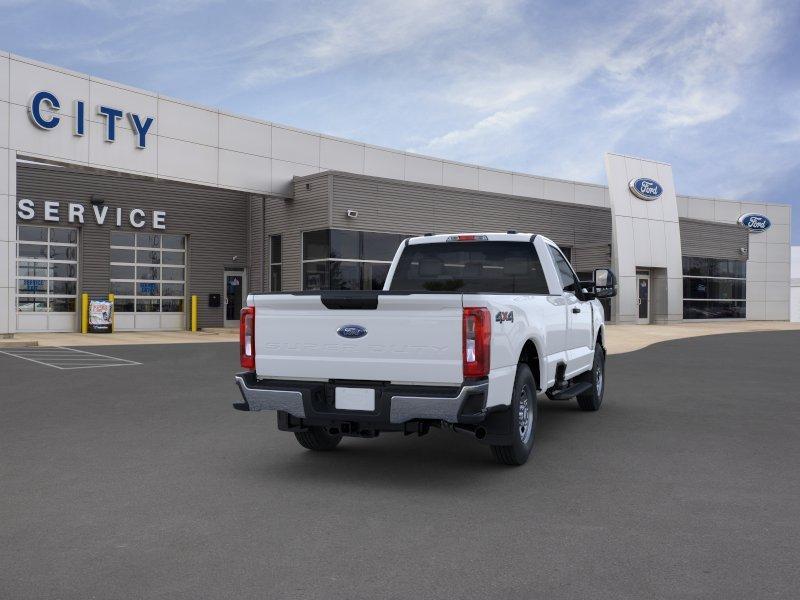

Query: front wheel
[490,363,537,466]
[576,344,605,411]
[294,427,342,451]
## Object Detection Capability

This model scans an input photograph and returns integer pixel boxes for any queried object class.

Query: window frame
[109,232,186,314]
[15,225,79,313]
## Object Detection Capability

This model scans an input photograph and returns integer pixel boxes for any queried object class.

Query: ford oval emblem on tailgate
[337,325,367,339]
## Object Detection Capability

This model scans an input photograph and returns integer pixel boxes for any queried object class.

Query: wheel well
[518,340,541,390]
[596,326,605,351]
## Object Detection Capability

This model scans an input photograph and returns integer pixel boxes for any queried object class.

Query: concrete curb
[0,340,39,349]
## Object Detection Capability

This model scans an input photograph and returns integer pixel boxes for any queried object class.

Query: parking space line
[0,346,141,370]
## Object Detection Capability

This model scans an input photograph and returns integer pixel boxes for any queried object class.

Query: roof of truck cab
[406,233,538,245]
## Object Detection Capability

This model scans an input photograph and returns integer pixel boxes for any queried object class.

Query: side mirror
[593,268,617,298]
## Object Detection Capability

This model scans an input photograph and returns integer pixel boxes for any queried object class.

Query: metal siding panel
[261,173,330,291]
[16,163,248,328]
[327,172,611,258]
[679,218,749,260]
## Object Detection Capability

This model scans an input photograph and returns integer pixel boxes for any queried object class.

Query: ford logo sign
[737,213,771,233]
[337,324,368,339]
[628,178,663,201]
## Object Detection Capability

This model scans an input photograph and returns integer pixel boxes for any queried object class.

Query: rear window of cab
[389,241,550,294]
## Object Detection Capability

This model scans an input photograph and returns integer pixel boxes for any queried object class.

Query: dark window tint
[270,235,282,264]
[111,232,135,247]
[111,248,135,263]
[162,299,184,312]
[329,261,361,290]
[49,297,76,312]
[270,265,282,292]
[114,298,135,312]
[390,241,549,294]
[50,228,77,244]
[110,265,135,279]
[303,230,330,261]
[137,234,160,248]
[49,280,76,295]
[19,244,48,259]
[162,251,184,265]
[111,281,135,295]
[682,257,746,278]
[683,278,745,300]
[18,226,48,242]
[363,232,403,261]
[161,235,185,250]
[330,230,360,259]
[161,267,184,281]
[363,262,390,290]
[50,246,77,261]
[683,300,746,319]
[303,262,328,290]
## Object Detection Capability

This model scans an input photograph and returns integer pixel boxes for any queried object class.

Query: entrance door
[637,275,650,324]
[224,270,246,327]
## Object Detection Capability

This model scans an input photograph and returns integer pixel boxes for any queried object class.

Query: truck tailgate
[251,293,463,385]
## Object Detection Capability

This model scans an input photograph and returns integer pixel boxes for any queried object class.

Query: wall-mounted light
[739,247,748,256]
[346,209,358,219]
[90,196,105,206]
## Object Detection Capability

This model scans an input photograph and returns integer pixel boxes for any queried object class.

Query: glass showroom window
[16,225,78,312]
[682,256,746,319]
[302,229,409,290]
[270,235,282,292]
[110,233,186,313]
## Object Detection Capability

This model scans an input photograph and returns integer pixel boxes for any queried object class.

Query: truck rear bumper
[233,371,492,425]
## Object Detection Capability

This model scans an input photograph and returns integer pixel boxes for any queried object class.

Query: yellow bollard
[108,293,115,332]
[191,295,198,332]
[81,293,89,334]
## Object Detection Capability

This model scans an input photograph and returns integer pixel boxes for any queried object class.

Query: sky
[2,0,800,241]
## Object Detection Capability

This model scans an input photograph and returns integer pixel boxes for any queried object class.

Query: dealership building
[0,51,793,334]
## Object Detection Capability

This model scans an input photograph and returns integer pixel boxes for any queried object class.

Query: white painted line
[0,350,67,369]
[0,346,141,369]
[58,346,141,365]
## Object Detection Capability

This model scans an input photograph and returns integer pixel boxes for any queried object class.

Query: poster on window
[88,300,113,333]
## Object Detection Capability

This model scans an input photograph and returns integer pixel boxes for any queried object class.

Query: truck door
[546,245,594,375]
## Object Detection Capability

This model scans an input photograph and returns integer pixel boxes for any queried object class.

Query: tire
[490,363,537,466]
[576,344,605,411]
[294,427,342,451]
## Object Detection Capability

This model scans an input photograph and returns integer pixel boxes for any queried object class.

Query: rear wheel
[490,363,537,466]
[576,344,605,411]
[294,427,342,451]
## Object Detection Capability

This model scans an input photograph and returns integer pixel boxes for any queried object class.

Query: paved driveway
[1,332,798,599]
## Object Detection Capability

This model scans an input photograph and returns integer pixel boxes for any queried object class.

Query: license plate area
[334,387,376,411]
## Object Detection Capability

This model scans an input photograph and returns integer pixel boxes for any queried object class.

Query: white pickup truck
[233,232,617,465]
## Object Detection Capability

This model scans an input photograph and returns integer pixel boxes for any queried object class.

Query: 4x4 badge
[495,311,514,323]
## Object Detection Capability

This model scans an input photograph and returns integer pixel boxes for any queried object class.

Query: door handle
[572,307,581,314]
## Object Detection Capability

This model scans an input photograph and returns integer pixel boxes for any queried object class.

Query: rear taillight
[240,306,255,370]
[463,307,491,378]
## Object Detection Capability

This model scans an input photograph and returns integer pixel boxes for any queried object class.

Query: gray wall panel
[264,176,331,291]
[679,218,749,260]
[17,163,249,328]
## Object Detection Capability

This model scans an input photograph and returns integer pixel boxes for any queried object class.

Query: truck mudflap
[232,371,494,425]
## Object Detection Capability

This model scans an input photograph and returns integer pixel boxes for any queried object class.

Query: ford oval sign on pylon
[737,213,771,233]
[628,178,663,201]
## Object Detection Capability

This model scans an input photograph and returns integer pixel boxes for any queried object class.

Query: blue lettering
[128,113,155,149]
[29,91,61,129]
[97,105,124,142]
[73,100,85,136]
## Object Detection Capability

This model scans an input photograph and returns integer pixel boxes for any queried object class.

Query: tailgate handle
[320,291,379,310]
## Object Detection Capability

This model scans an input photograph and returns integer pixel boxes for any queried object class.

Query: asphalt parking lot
[1,331,799,599]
